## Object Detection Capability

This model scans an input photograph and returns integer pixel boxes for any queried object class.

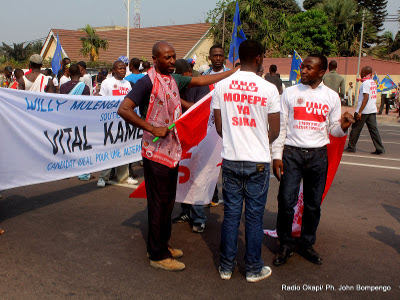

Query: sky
[0,0,398,45]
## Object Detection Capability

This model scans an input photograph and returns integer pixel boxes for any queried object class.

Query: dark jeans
[220,159,270,275]
[181,203,206,224]
[143,157,179,261]
[347,113,385,153]
[276,145,328,248]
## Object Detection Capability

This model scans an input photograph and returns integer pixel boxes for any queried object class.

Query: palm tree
[80,25,109,62]
[0,42,33,61]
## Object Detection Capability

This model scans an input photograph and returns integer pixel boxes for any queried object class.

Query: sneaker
[192,223,205,233]
[246,266,272,283]
[150,258,185,271]
[126,177,139,185]
[97,178,106,188]
[344,147,356,153]
[168,247,183,259]
[219,266,232,280]
[173,213,190,223]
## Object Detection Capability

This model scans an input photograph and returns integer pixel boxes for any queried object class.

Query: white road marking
[342,154,400,162]
[340,161,400,170]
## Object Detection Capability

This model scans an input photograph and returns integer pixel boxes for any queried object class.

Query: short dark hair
[269,64,277,73]
[77,61,87,69]
[14,68,24,77]
[69,64,80,77]
[174,59,191,75]
[209,44,224,55]
[4,66,13,73]
[130,58,141,70]
[62,57,70,64]
[142,61,151,69]
[328,60,337,70]
[238,39,264,64]
[308,54,328,72]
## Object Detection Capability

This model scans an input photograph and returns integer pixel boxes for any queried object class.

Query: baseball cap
[118,55,129,64]
[187,58,195,66]
[30,54,43,64]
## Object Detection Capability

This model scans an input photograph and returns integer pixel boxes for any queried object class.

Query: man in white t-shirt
[77,61,93,95]
[97,61,138,187]
[271,55,353,267]
[212,39,280,283]
[345,66,385,155]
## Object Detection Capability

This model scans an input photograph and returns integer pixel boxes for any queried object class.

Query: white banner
[0,88,142,190]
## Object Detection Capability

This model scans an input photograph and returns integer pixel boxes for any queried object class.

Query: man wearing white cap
[18,54,55,93]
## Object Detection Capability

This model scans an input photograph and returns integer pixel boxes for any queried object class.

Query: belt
[284,145,327,153]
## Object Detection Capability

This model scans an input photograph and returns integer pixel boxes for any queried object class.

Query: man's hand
[341,111,355,131]
[355,112,362,121]
[273,159,284,181]
[151,126,168,138]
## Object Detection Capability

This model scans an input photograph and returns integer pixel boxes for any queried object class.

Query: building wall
[184,35,214,71]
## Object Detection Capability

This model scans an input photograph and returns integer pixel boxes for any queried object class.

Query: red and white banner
[130,89,222,205]
[264,135,347,237]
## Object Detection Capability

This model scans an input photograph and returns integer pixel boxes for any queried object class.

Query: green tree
[80,25,109,62]
[357,0,388,36]
[282,9,336,56]
[0,42,33,61]
[207,0,299,57]
[303,0,324,10]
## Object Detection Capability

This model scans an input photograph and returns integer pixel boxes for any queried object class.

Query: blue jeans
[181,203,206,224]
[220,159,270,275]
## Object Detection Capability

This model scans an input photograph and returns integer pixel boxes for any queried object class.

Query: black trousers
[347,113,385,153]
[378,96,390,115]
[276,146,328,248]
[143,157,179,261]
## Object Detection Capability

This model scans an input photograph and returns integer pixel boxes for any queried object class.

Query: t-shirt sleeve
[268,87,281,114]
[172,74,192,91]
[125,75,152,107]
[211,84,222,110]
[99,80,108,96]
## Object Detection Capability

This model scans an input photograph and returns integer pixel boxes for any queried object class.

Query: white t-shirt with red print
[99,77,131,96]
[272,82,346,160]
[356,79,378,114]
[211,70,280,163]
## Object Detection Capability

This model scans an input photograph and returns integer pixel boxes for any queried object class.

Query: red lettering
[250,119,256,127]
[232,117,239,126]
[233,93,240,102]
[242,106,250,115]
[237,105,243,114]
[248,95,253,104]
[241,94,247,102]
[243,118,249,126]
[254,96,261,105]
[261,98,267,106]
[224,93,232,102]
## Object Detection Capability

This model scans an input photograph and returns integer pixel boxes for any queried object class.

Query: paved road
[1,122,399,299]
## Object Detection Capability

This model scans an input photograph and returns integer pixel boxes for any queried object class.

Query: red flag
[129,88,215,199]
[264,134,347,237]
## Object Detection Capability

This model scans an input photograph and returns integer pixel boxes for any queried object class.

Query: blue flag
[51,33,62,75]
[373,72,381,92]
[379,74,397,92]
[228,2,246,63]
[289,50,302,84]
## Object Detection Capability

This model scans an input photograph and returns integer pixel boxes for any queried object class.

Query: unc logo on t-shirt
[229,80,258,92]
[112,86,130,96]
[294,101,329,122]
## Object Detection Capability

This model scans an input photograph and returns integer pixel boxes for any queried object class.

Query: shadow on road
[0,181,97,223]
[368,204,400,254]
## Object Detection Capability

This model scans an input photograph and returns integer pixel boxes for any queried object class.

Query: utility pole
[222,11,225,47]
[125,0,132,59]
[354,8,365,107]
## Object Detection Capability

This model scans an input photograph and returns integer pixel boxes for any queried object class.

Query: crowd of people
[0,38,394,282]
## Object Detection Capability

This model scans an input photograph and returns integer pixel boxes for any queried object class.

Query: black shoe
[173,213,190,223]
[299,246,322,265]
[371,150,384,155]
[273,245,294,266]
[344,147,356,153]
[192,223,205,233]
